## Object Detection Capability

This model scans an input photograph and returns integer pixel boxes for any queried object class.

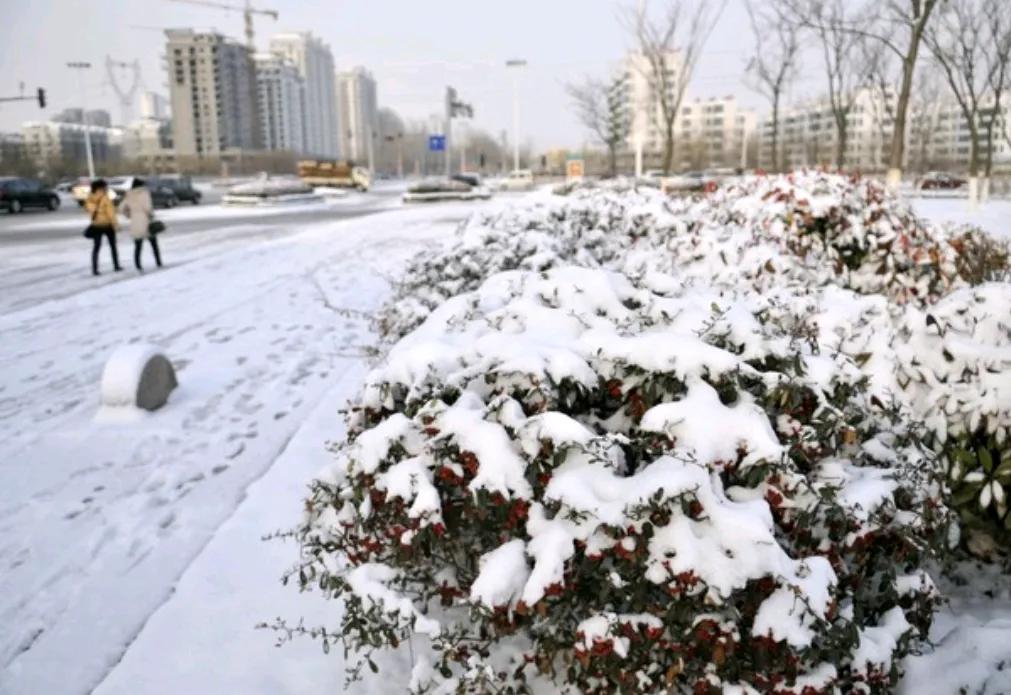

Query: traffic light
[37,88,46,109]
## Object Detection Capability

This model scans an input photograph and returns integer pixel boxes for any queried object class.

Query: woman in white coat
[120,178,163,271]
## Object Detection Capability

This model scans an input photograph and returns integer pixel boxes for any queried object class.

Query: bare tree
[744,0,800,173]
[566,74,629,177]
[907,69,945,174]
[981,0,1011,197]
[925,0,998,204]
[865,1,942,184]
[624,0,727,175]
[786,0,941,184]
[806,0,872,169]
[862,37,902,171]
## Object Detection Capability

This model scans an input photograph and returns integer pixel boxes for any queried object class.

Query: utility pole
[445,87,455,177]
[506,59,526,171]
[634,0,645,177]
[67,62,96,179]
[397,133,404,178]
[367,125,375,173]
[444,86,473,177]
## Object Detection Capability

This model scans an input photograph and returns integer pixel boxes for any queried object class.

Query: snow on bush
[896,284,1011,550]
[377,189,669,343]
[290,267,950,693]
[380,172,970,344]
[375,172,1011,550]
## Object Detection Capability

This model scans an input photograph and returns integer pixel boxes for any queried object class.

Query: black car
[451,173,482,188]
[153,176,202,204]
[0,177,60,213]
[108,177,181,209]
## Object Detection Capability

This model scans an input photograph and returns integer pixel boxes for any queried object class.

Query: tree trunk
[888,11,934,188]
[771,93,781,173]
[968,124,981,208]
[662,124,675,175]
[608,143,618,178]
[836,119,848,170]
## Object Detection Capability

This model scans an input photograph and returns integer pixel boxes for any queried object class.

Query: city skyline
[0,0,815,151]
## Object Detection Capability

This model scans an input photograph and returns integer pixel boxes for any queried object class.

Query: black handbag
[148,218,166,235]
[83,209,99,239]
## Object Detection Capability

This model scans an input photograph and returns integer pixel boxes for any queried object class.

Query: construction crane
[105,57,143,125]
[167,0,278,50]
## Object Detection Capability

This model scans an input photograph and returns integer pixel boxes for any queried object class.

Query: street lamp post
[505,59,526,172]
[67,61,95,179]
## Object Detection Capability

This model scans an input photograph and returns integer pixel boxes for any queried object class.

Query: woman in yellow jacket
[85,179,122,275]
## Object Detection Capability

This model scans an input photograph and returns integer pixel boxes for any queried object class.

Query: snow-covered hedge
[293,267,950,693]
[377,190,665,342]
[380,172,970,344]
[896,284,1011,550]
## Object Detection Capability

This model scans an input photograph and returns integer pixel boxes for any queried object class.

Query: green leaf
[951,484,983,507]
[956,447,976,470]
[980,448,995,474]
[995,459,1011,484]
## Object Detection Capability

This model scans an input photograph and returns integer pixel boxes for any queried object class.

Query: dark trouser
[134,236,163,270]
[91,227,120,274]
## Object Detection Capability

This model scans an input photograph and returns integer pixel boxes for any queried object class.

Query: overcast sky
[0,0,826,150]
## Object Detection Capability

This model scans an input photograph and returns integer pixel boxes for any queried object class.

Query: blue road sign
[428,134,446,152]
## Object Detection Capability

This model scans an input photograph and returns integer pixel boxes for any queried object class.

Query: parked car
[917,172,967,190]
[403,177,492,203]
[107,176,180,209]
[72,179,118,206]
[498,169,535,191]
[153,175,203,204]
[662,171,707,193]
[0,177,61,213]
[54,178,83,194]
[451,172,483,188]
[635,170,665,188]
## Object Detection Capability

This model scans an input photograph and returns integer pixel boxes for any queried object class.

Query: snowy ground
[911,196,1011,239]
[2,188,1010,694]
[0,197,512,694]
[893,191,1011,695]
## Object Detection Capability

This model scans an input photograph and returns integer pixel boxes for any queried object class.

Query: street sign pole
[67,62,95,179]
[506,59,527,172]
[445,112,452,177]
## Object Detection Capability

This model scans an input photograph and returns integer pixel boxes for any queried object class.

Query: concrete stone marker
[100,344,178,411]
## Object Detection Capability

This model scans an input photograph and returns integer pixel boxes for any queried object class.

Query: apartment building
[759,87,1011,173]
[165,29,261,158]
[758,88,894,171]
[337,67,378,165]
[21,121,120,165]
[270,32,340,158]
[624,51,756,170]
[254,54,306,153]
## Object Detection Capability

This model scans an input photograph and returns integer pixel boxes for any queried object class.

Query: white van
[499,169,535,191]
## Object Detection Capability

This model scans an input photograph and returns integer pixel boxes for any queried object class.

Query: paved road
[0,185,404,247]
[0,184,409,314]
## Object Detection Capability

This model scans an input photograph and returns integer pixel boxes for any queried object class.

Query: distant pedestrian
[120,178,163,271]
[84,179,121,276]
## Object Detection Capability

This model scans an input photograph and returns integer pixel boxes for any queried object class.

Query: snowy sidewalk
[92,360,366,695]
[0,203,483,694]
